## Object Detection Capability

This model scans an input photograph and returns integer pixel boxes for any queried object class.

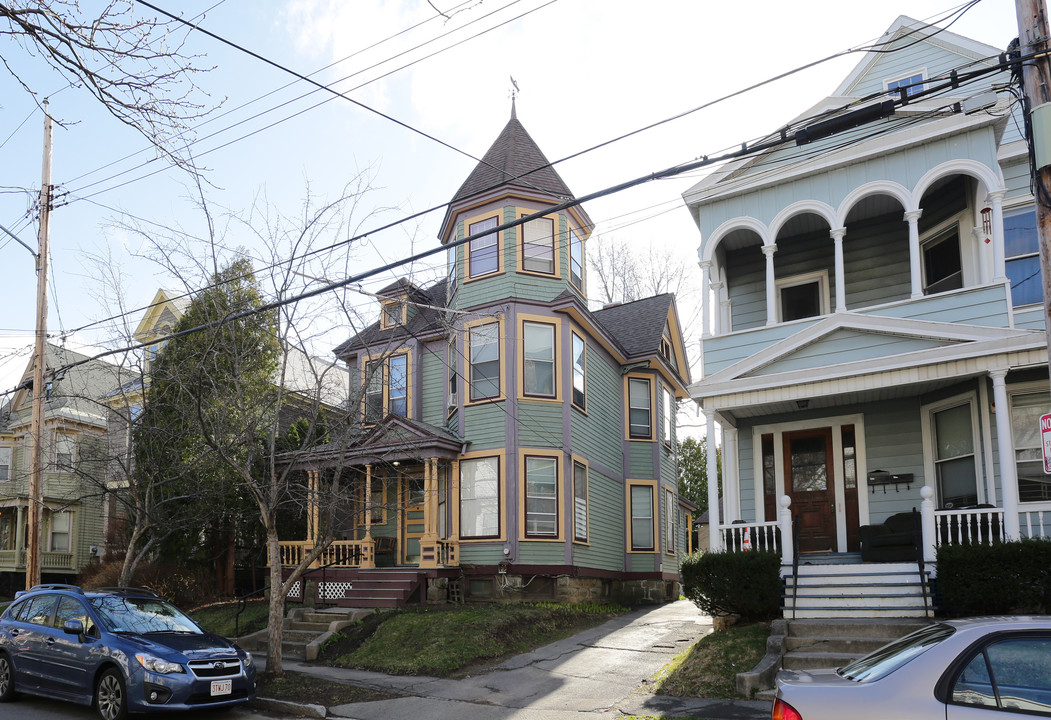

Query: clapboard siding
[571,468,624,571]
[419,345,446,426]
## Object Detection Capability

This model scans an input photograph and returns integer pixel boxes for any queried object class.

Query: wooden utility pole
[1015,0,1051,370]
[26,101,53,591]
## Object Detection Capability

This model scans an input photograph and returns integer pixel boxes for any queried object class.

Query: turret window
[468,322,501,401]
[570,229,584,289]
[469,217,499,277]
[522,216,555,274]
[523,321,555,397]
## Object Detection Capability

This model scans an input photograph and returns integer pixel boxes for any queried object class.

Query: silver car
[773,617,1051,720]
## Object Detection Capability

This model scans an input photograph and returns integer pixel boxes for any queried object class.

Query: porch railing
[278,539,459,568]
[1019,508,1050,540]
[0,549,74,570]
[721,521,781,552]
[933,507,1005,546]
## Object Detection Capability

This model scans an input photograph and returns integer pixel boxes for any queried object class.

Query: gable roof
[333,279,449,358]
[592,294,676,358]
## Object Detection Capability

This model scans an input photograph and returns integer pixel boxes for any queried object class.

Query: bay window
[469,322,501,401]
[469,217,499,277]
[524,455,558,537]
[522,216,554,274]
[523,321,555,398]
[629,484,655,551]
[628,377,653,440]
[460,456,500,539]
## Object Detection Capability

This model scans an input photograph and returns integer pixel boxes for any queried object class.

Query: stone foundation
[444,572,680,606]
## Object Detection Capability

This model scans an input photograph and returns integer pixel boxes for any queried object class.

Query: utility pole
[26,101,53,591]
[1015,0,1051,370]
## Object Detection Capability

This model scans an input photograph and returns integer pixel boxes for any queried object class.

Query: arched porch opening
[842,192,909,308]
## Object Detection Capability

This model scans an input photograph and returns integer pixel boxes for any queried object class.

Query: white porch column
[705,409,723,552]
[831,227,847,312]
[905,209,923,299]
[725,427,739,520]
[778,496,793,566]
[920,486,937,563]
[762,244,777,325]
[989,190,1007,283]
[710,281,725,335]
[699,259,712,338]
[990,369,1021,539]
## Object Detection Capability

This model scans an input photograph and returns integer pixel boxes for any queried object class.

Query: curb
[250,696,327,718]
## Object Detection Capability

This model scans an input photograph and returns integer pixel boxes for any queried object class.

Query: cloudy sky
[0,0,1023,394]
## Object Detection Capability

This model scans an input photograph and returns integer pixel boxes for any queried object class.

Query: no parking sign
[1042,413,1051,474]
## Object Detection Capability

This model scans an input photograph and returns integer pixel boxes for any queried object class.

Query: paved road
[248,600,772,720]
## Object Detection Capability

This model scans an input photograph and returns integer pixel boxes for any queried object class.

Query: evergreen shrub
[936,538,1051,616]
[681,550,781,621]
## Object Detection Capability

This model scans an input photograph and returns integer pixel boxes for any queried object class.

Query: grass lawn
[652,623,769,699]
[321,602,627,677]
[191,599,273,637]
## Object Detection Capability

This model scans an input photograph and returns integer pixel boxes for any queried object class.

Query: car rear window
[839,623,955,682]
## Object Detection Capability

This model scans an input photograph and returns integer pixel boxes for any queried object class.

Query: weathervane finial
[509,75,520,119]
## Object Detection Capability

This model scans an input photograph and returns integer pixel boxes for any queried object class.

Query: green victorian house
[281,107,694,606]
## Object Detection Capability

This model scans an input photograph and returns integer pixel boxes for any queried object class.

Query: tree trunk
[266,524,285,676]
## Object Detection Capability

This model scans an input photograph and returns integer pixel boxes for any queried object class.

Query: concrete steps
[780,618,931,672]
[782,561,933,618]
[238,606,375,660]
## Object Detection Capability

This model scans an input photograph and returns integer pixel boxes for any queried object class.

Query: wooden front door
[784,428,837,553]
[402,476,425,564]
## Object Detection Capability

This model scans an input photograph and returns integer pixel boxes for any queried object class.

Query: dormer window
[886,71,925,99]
[521,216,555,274]
[382,301,405,329]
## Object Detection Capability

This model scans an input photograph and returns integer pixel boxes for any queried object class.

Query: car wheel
[0,653,16,702]
[94,668,127,720]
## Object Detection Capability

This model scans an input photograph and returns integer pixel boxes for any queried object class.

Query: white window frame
[920,221,965,296]
[468,322,501,402]
[629,483,655,551]
[49,510,71,552]
[921,392,985,509]
[628,377,653,440]
[573,460,588,543]
[0,446,10,482]
[569,228,584,290]
[662,386,674,446]
[468,217,499,278]
[388,354,408,417]
[884,69,926,98]
[1007,381,1051,506]
[364,359,384,423]
[775,270,829,322]
[521,216,555,275]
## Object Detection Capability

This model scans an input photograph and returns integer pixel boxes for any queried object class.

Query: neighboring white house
[685,16,1049,614]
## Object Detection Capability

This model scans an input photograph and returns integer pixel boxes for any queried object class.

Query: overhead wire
[49,26,1019,349]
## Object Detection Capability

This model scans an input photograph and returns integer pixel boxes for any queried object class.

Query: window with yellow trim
[569,228,584,290]
[629,484,655,551]
[573,461,588,542]
[460,456,500,539]
[571,333,586,411]
[362,354,409,422]
[524,455,558,537]
[523,321,556,398]
[382,302,404,329]
[522,216,555,274]
[469,217,499,277]
[468,322,500,401]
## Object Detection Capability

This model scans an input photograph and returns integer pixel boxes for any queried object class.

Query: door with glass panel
[402,475,425,564]
[784,428,837,553]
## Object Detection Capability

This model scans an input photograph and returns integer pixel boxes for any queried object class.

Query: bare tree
[0,0,214,161]
[589,235,696,307]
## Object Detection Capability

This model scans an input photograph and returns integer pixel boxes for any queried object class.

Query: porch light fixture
[392,461,400,466]
[981,207,992,241]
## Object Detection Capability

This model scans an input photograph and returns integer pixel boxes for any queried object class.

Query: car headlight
[135,654,184,674]
[242,651,254,669]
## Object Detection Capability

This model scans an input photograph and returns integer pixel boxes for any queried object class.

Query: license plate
[210,680,232,697]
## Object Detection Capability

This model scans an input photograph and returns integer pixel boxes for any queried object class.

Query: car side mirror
[62,619,85,638]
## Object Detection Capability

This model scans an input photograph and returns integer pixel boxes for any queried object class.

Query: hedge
[936,539,1051,616]
[681,550,781,621]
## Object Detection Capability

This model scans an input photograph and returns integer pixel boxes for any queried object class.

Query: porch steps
[330,568,426,609]
[782,561,933,619]
[781,618,931,671]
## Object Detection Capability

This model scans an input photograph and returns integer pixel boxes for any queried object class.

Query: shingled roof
[591,294,675,359]
[452,109,574,204]
[332,279,449,358]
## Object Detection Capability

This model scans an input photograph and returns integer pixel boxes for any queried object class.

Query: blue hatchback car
[0,584,257,720]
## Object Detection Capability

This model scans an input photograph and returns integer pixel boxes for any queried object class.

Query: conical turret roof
[451,114,573,204]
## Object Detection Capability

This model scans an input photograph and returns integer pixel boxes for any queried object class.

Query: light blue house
[685,17,1048,616]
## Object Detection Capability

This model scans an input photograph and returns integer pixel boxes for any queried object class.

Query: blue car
[0,584,257,720]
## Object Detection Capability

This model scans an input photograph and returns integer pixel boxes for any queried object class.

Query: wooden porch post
[307,469,319,543]
[419,458,440,568]
[362,464,376,568]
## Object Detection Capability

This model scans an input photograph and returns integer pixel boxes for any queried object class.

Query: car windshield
[838,623,955,682]
[88,596,202,635]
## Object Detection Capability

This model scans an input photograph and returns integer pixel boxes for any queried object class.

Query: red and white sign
[1041,413,1051,474]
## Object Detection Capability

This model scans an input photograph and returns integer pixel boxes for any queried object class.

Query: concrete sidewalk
[250,600,772,720]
